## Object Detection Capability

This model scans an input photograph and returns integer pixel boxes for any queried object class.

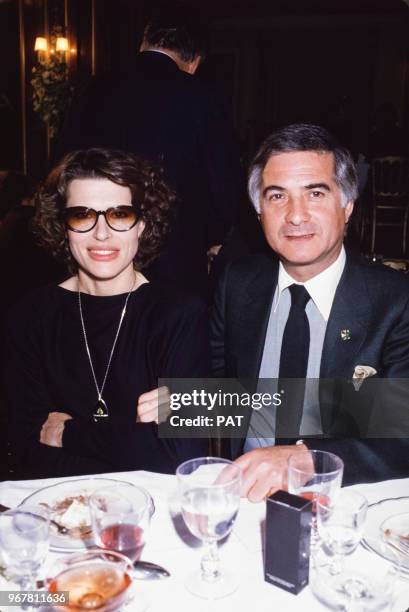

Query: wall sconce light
[34,37,48,53]
[56,37,69,52]
[33,34,72,62]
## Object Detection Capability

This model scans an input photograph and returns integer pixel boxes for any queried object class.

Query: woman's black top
[5,282,210,479]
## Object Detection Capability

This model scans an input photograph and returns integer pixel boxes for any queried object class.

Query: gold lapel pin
[340,329,351,341]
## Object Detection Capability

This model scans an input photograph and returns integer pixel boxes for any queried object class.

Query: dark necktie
[276,284,310,439]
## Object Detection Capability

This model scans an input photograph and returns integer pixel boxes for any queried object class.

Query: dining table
[0,470,408,612]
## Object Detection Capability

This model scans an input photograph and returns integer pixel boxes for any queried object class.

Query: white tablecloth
[1,472,409,612]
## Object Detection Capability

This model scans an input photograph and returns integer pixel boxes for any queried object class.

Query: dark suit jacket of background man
[56,51,243,295]
[211,251,409,484]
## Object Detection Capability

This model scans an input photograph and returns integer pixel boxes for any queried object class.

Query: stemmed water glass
[311,538,401,611]
[312,490,402,611]
[89,483,154,562]
[287,450,344,548]
[176,457,242,599]
[0,505,49,602]
[317,489,368,575]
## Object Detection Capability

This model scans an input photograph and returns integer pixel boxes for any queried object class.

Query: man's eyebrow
[304,182,331,191]
[262,185,285,197]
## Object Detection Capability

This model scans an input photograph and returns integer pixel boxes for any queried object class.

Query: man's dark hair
[248,123,358,211]
[33,148,175,273]
[142,1,208,62]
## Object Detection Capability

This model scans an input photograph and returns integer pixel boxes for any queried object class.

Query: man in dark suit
[57,3,242,296]
[211,123,409,501]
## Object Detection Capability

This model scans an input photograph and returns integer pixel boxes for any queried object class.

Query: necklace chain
[78,274,137,411]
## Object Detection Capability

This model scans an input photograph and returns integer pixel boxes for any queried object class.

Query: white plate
[392,590,409,612]
[20,477,140,552]
[362,496,409,575]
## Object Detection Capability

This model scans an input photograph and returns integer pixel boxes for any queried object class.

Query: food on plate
[41,494,92,538]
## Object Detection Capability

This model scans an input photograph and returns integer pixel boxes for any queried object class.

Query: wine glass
[176,456,242,599]
[317,489,368,575]
[287,450,344,548]
[311,539,401,611]
[0,505,49,593]
[89,483,154,562]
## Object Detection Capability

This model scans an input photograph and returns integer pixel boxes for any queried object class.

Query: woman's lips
[88,248,119,261]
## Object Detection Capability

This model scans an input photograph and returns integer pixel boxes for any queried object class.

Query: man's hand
[40,412,72,448]
[234,443,308,502]
[137,386,170,424]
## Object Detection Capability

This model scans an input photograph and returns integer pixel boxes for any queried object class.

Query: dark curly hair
[33,148,175,273]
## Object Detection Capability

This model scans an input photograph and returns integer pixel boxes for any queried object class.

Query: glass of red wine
[89,483,154,562]
[287,450,344,550]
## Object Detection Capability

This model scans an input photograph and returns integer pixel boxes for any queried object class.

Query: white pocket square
[352,365,377,391]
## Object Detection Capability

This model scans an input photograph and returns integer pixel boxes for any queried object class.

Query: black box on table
[264,490,312,595]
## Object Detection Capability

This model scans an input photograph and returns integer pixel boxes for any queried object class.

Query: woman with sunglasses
[4,148,209,478]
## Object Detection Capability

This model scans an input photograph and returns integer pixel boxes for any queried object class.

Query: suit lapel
[229,258,277,459]
[321,256,371,378]
[319,256,372,431]
[236,260,278,379]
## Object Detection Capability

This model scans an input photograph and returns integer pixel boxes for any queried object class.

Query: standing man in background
[57,2,242,297]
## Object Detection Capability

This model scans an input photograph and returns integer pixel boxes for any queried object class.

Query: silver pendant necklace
[78,274,137,422]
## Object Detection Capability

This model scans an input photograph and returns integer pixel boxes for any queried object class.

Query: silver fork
[384,533,409,558]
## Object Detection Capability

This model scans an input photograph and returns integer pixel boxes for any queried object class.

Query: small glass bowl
[47,549,133,611]
[310,539,401,611]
